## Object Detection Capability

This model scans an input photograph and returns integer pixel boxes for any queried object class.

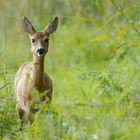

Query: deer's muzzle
[37,48,45,56]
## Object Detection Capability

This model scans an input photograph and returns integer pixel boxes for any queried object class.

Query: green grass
[0,0,140,140]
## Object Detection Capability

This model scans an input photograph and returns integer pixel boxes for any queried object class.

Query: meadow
[0,0,140,139]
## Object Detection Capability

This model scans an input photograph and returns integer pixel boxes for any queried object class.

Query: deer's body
[14,16,58,129]
[15,61,52,111]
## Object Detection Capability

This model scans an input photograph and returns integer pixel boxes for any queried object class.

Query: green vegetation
[0,0,140,139]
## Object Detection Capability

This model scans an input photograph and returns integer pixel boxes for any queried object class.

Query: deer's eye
[44,38,49,43]
[32,39,35,43]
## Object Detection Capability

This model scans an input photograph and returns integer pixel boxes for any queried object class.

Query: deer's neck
[32,55,45,90]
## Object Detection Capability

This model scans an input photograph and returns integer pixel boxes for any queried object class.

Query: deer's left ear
[22,16,36,35]
[44,17,58,35]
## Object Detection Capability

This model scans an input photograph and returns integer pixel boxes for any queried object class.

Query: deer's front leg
[17,107,25,130]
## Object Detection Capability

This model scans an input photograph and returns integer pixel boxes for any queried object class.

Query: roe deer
[14,16,58,129]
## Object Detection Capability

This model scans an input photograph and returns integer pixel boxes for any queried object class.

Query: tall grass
[0,0,140,139]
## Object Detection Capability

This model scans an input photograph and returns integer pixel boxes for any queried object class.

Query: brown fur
[14,16,58,129]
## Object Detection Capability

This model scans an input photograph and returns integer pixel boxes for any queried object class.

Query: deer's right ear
[44,16,58,35]
[22,16,36,35]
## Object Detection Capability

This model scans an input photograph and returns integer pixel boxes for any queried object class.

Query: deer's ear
[22,16,36,35]
[44,17,58,35]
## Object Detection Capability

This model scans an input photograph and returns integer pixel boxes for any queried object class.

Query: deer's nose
[37,48,45,55]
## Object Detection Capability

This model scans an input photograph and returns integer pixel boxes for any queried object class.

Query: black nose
[37,48,45,55]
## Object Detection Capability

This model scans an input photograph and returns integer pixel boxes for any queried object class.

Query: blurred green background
[0,0,140,140]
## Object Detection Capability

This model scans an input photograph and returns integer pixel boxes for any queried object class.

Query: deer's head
[22,16,58,57]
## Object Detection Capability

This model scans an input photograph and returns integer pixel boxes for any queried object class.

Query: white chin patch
[36,53,45,57]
